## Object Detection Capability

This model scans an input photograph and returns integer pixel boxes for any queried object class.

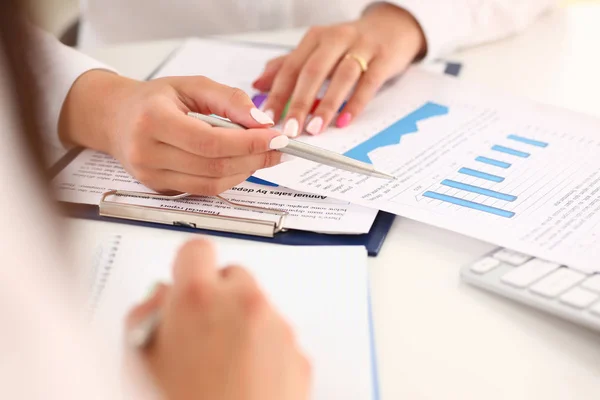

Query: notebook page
[92,237,375,400]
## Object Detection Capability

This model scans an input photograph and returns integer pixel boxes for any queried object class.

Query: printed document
[52,149,377,234]
[255,69,600,272]
[146,39,600,271]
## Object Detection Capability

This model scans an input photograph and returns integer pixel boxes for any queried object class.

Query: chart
[423,134,550,218]
[344,102,448,164]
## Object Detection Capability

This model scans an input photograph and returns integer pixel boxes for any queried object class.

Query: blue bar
[458,168,505,182]
[475,156,511,169]
[507,134,548,148]
[246,176,278,187]
[492,145,530,158]
[441,179,517,201]
[423,191,515,218]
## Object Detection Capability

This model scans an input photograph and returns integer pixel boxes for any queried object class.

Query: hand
[60,71,287,195]
[253,3,426,137]
[126,239,311,400]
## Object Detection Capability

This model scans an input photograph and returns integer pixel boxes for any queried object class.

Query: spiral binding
[87,234,122,315]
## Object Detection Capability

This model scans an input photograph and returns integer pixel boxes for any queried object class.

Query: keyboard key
[581,275,600,294]
[493,249,532,266]
[530,268,586,298]
[500,259,560,288]
[470,257,501,274]
[560,287,599,309]
[590,302,600,317]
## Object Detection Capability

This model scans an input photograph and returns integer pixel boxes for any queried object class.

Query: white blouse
[79,0,557,60]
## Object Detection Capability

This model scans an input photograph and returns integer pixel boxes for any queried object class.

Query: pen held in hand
[127,310,160,348]
[187,112,396,181]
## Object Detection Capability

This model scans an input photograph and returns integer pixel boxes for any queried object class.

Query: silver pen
[127,311,160,348]
[187,112,396,180]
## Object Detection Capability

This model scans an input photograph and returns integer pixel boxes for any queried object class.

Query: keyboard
[461,248,600,332]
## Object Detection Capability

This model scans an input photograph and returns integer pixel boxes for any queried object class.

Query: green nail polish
[281,100,291,119]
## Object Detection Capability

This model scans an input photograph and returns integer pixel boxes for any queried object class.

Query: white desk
[72,4,600,399]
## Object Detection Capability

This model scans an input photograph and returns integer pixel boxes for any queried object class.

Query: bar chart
[423,134,550,218]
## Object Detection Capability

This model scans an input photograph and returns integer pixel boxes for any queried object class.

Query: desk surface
[73,4,600,399]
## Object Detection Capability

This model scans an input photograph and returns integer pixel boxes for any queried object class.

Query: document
[91,235,376,399]
[52,149,377,234]
[151,39,600,271]
[254,69,600,273]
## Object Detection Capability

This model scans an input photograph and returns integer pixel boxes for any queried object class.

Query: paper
[92,237,375,400]
[148,39,600,271]
[52,149,377,234]
[153,39,286,93]
[253,68,600,273]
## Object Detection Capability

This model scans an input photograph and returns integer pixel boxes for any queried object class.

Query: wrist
[59,70,139,154]
[362,2,427,60]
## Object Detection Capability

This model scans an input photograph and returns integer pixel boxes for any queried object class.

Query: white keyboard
[461,248,600,332]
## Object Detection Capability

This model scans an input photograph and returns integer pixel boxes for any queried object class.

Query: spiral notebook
[88,234,379,400]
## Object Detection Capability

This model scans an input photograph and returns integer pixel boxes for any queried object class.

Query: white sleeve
[30,29,115,151]
[386,0,558,61]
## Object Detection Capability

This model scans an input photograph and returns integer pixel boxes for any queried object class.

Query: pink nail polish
[283,118,299,137]
[306,116,323,135]
[336,112,352,128]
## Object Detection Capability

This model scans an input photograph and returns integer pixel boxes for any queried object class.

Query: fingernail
[305,116,323,135]
[336,112,352,128]
[283,118,299,137]
[269,135,290,150]
[250,108,274,125]
[264,109,275,120]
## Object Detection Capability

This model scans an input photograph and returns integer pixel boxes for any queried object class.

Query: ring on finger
[344,53,369,73]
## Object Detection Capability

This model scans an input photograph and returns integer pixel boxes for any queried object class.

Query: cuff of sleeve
[32,31,117,151]
[376,1,470,62]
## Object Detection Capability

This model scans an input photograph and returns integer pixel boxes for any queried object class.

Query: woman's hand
[126,239,311,400]
[253,3,426,137]
[60,72,287,195]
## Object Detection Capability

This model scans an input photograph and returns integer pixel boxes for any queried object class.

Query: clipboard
[52,147,395,256]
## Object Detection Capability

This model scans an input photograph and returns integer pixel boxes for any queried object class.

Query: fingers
[172,239,219,306]
[338,56,396,128]
[125,283,169,332]
[146,169,252,196]
[253,55,287,93]
[168,76,274,128]
[220,265,260,291]
[283,43,348,137]
[308,43,376,135]
[145,143,282,178]
[261,28,321,125]
[157,115,285,158]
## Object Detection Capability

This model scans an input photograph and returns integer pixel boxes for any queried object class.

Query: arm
[31,30,286,196]
[387,0,558,60]
[28,29,115,153]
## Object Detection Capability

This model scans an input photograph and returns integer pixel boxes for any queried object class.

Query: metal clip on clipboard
[99,190,288,238]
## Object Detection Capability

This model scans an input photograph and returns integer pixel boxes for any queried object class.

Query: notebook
[89,234,378,400]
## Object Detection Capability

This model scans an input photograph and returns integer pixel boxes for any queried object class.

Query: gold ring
[345,53,369,73]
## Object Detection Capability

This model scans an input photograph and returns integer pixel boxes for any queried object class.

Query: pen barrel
[280,140,378,175]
